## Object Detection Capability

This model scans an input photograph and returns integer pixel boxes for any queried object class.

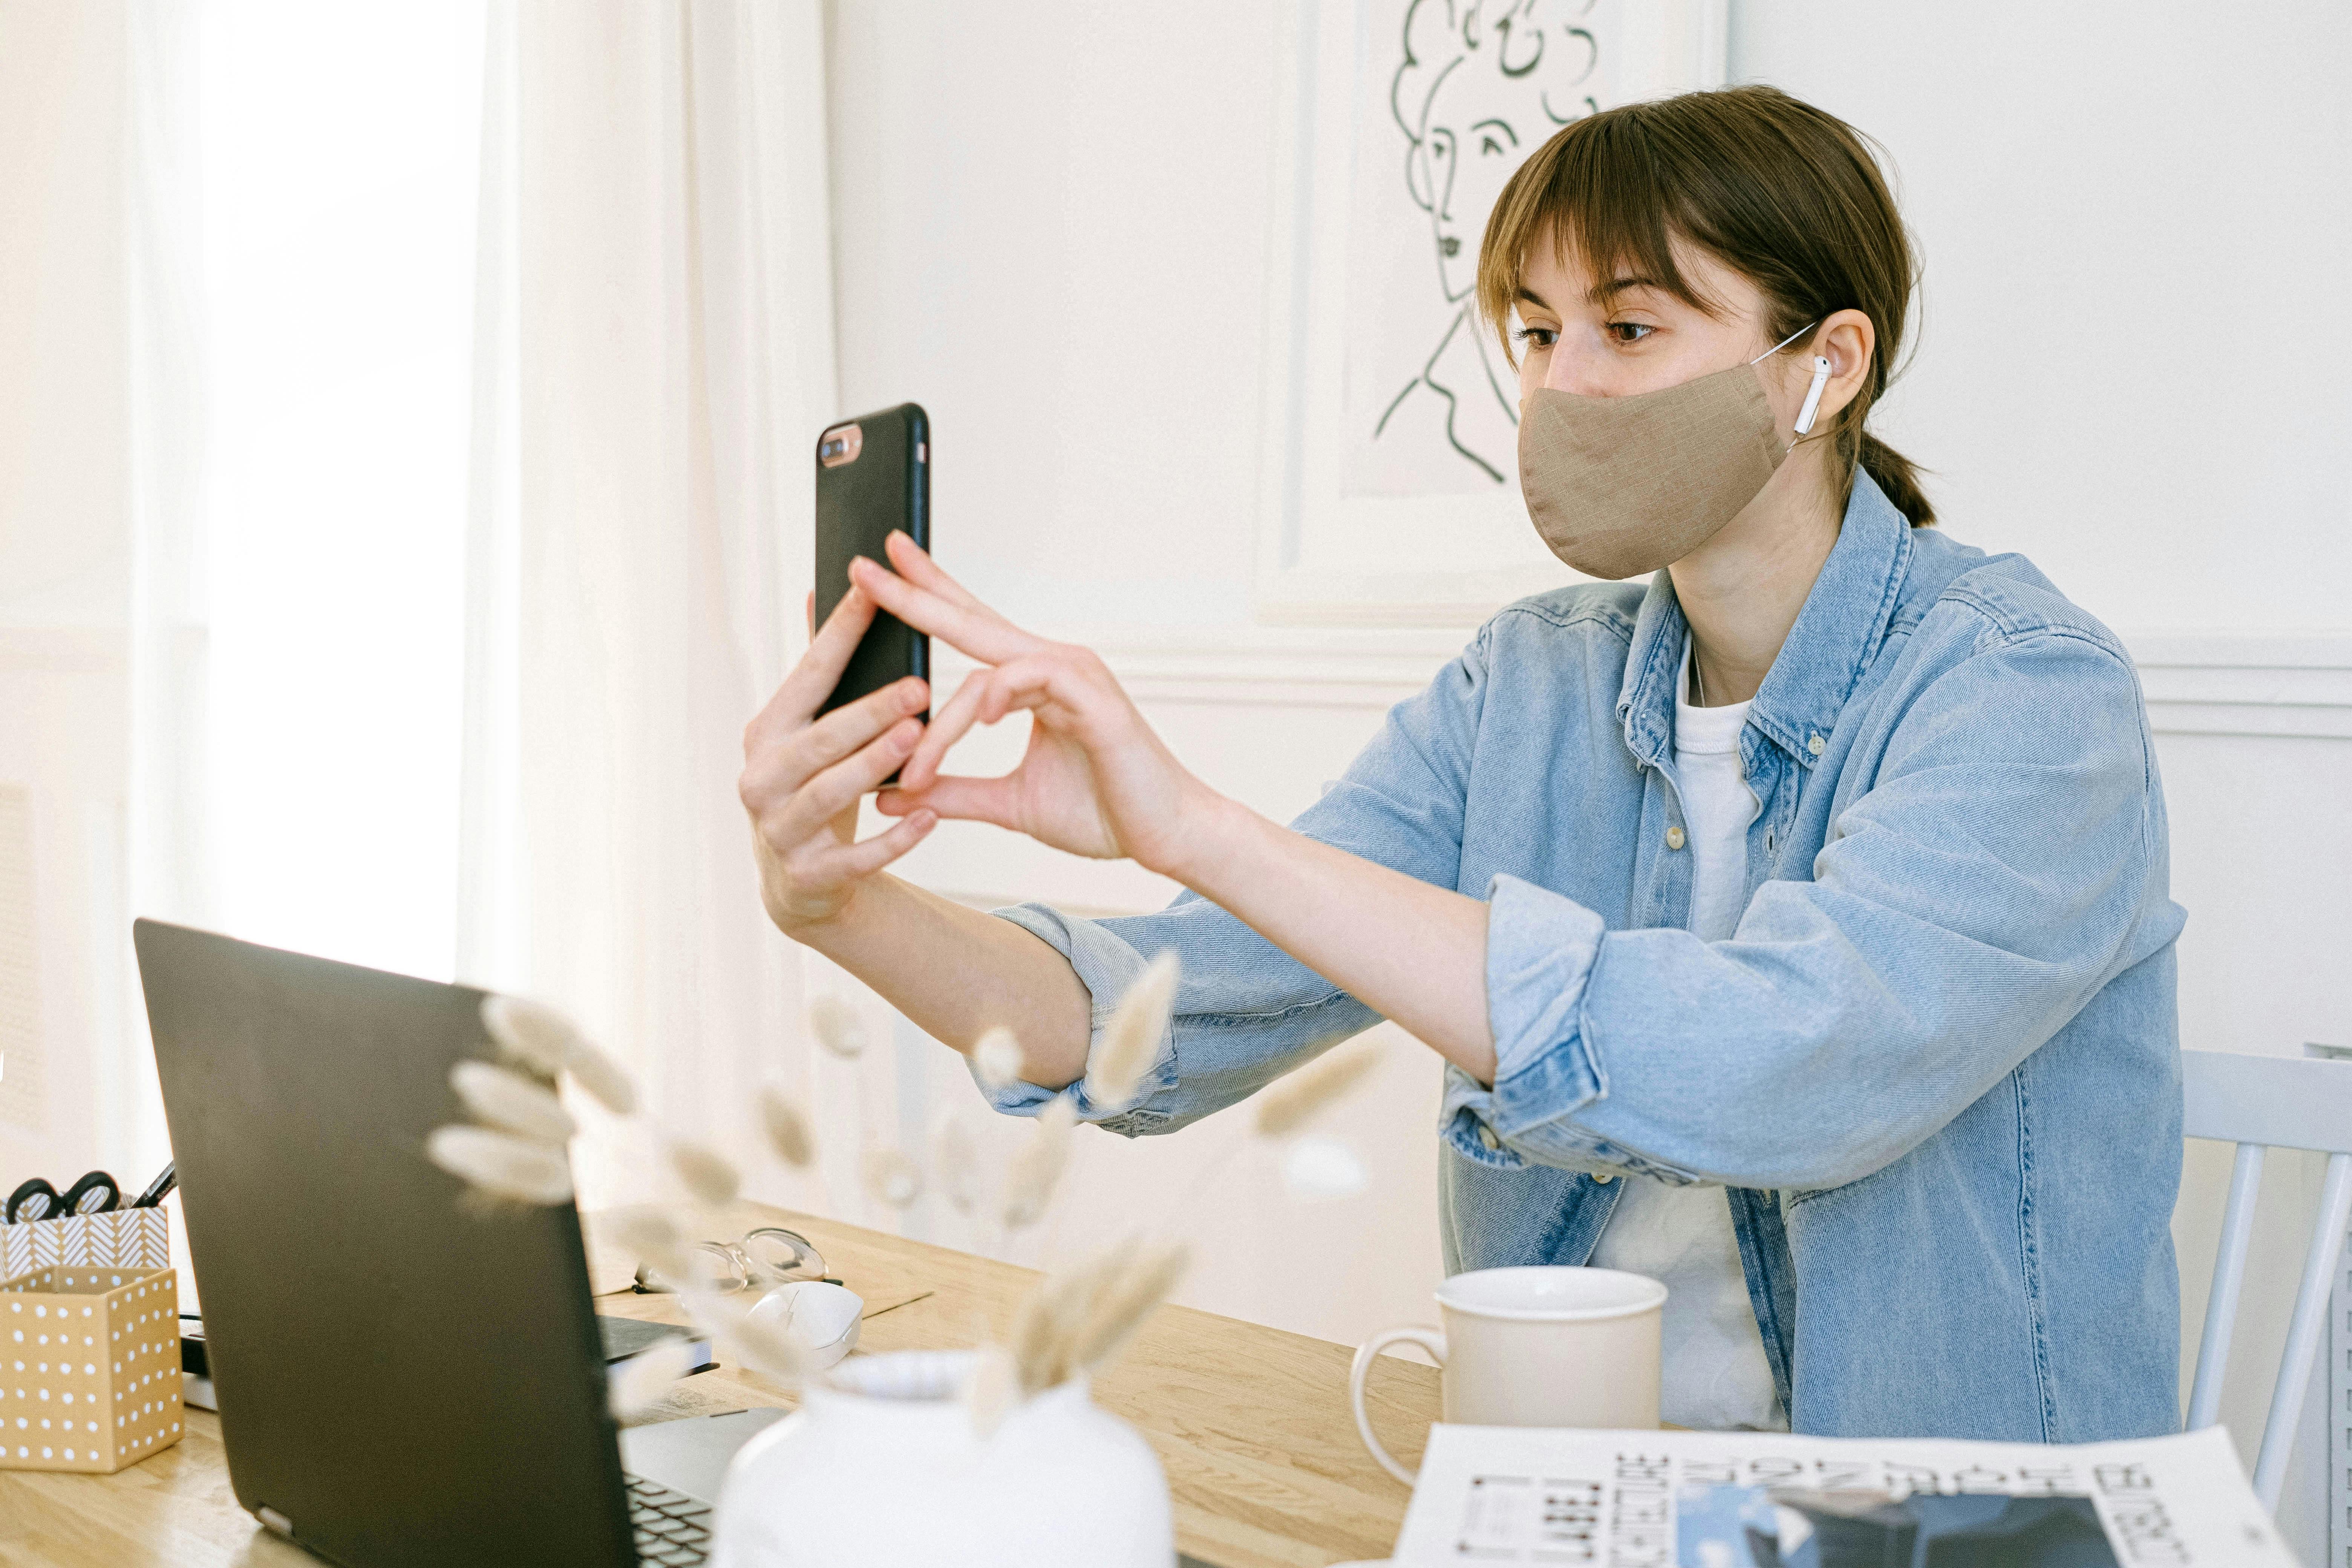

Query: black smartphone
[814,404,930,747]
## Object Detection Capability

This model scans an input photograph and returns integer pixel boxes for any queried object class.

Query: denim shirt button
[1593,1171,1615,1184]
[1808,733,1826,756]
[1477,1124,1499,1151]
[1666,826,1686,851]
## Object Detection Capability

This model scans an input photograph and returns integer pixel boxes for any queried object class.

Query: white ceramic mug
[1348,1265,1668,1484]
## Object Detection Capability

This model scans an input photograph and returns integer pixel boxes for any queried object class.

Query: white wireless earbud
[1793,355,1833,436]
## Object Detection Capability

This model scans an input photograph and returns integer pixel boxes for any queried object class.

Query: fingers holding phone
[740,591,938,933]
[740,403,942,934]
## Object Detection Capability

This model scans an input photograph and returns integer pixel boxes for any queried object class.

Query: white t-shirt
[1586,646,1788,1433]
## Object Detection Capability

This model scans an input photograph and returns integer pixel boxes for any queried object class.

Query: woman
[738,86,2185,1441]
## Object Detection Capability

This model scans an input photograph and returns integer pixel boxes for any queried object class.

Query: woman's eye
[1605,322,1655,345]
[1512,326,1559,349]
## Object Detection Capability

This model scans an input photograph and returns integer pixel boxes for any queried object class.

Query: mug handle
[1349,1325,1446,1487]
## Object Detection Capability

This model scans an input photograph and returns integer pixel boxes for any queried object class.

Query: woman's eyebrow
[1588,275,1664,305]
[1515,285,1557,312]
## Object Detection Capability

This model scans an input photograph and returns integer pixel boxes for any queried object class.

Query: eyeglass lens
[741,1228,824,1282]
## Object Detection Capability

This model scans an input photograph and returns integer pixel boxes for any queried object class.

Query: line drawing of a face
[1375,0,1598,485]
[1398,0,1596,301]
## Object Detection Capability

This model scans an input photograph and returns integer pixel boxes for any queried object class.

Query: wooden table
[0,1205,1439,1568]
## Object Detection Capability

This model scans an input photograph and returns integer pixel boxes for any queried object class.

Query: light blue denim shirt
[980,472,2186,1442]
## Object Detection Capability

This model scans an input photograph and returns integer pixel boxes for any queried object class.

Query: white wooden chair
[2182,1047,2352,1511]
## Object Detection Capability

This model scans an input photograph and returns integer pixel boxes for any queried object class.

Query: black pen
[131,1160,176,1209]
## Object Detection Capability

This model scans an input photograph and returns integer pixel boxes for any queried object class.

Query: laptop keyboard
[625,1473,713,1565]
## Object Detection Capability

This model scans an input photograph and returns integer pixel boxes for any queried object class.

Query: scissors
[4,1161,176,1225]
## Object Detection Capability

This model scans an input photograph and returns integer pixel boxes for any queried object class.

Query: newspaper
[1389,1422,2294,1566]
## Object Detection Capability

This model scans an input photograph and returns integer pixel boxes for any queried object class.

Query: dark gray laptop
[134,919,779,1568]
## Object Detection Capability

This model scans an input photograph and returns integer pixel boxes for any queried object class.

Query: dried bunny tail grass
[666,1139,742,1208]
[729,1315,811,1384]
[675,1284,743,1343]
[1008,1241,1130,1393]
[971,1026,1025,1092]
[449,1060,576,1145]
[478,993,639,1115]
[999,1095,1077,1231]
[426,1125,574,1206]
[1084,951,1178,1112]
[860,1147,924,1209]
[965,1343,1020,1439]
[1280,1134,1370,1200]
[1005,1280,1065,1396]
[1068,1239,1190,1375]
[1041,1240,1138,1386]
[807,993,867,1059]
[608,1336,696,1421]
[681,1289,807,1386]
[479,993,573,1074]
[1004,1237,1174,1395]
[607,1205,683,1256]
[755,1084,815,1168]
[929,1109,984,1215]
[607,1205,695,1288]
[1252,1038,1384,1138]
[559,1041,639,1118]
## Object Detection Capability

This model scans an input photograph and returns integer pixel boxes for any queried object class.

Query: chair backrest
[2181,1049,2352,1512]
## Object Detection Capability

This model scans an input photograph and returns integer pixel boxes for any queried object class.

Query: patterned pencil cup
[0,1266,185,1472]
[0,1205,168,1279]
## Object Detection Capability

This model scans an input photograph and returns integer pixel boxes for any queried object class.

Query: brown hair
[1476,84,1933,527]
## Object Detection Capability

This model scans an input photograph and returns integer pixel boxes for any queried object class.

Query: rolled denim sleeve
[969,624,1496,1135]
[1447,616,2181,1192]
[969,901,1175,1132]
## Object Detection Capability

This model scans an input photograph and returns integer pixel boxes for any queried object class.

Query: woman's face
[1507,230,1879,567]
[1508,231,1818,427]
[1505,223,1853,442]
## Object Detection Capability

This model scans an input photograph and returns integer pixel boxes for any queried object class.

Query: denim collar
[1617,470,1914,772]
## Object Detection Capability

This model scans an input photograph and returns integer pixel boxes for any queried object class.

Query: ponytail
[1856,433,1935,528]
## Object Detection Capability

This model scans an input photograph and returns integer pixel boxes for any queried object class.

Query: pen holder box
[0,1205,168,1279]
[0,1265,185,1472]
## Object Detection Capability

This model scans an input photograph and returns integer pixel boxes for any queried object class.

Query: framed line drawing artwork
[1254,0,1728,625]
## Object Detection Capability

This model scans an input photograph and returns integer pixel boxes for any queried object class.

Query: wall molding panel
[941,629,2352,737]
[2128,635,2352,741]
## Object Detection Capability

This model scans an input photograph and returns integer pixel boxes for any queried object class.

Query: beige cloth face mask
[1518,325,1830,580]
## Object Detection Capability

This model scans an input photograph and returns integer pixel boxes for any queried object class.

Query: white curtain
[459,0,840,1205]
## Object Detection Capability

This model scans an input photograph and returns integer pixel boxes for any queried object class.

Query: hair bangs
[1475,107,1720,364]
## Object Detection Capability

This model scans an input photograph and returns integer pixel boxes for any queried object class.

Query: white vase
[709,1349,1174,1568]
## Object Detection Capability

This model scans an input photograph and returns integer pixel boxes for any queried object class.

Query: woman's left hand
[854,533,1223,877]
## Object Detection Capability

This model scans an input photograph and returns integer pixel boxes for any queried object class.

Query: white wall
[826,4,2352,1551]
[826,2,1276,634]
[1732,0,2352,633]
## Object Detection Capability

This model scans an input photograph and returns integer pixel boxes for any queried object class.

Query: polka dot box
[1,1265,185,1473]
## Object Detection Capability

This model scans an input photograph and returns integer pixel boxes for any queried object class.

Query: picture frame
[1253,0,1729,626]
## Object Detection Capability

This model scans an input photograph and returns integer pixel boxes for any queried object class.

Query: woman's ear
[1809,308,1877,426]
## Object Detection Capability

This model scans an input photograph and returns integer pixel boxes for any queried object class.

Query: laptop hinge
[256,1506,294,1538]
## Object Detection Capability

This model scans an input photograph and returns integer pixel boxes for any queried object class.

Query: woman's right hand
[738,585,940,935]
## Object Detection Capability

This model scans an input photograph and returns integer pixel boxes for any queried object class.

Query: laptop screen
[136,919,637,1568]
